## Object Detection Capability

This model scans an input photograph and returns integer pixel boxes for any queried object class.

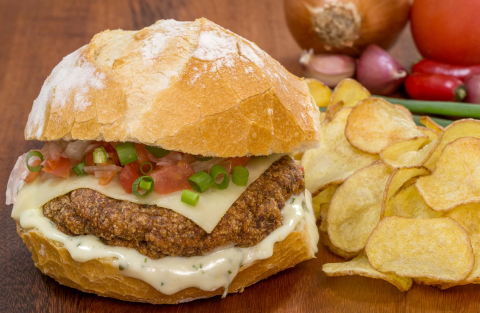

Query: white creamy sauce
[19,191,318,296]
[12,154,282,233]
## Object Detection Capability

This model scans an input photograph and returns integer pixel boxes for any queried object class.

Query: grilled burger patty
[43,156,305,259]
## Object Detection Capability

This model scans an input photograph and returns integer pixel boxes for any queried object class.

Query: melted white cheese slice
[12,154,283,233]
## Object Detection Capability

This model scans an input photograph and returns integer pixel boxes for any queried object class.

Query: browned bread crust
[17,221,316,304]
[24,18,321,157]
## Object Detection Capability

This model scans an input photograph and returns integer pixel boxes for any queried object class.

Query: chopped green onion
[210,165,229,190]
[145,145,170,158]
[72,161,87,176]
[181,190,200,206]
[140,162,153,175]
[26,151,44,172]
[377,95,480,119]
[188,171,214,192]
[93,147,108,164]
[132,176,155,197]
[232,166,249,186]
[115,142,138,165]
[194,155,213,161]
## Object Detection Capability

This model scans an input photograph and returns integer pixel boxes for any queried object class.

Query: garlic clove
[300,50,356,87]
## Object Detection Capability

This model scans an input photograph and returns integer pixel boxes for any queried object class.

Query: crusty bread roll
[13,18,321,304]
[17,221,316,304]
[25,18,321,157]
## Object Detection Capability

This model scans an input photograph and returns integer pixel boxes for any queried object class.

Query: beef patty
[43,156,304,259]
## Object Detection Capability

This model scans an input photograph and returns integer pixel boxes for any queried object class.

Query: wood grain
[1,0,478,312]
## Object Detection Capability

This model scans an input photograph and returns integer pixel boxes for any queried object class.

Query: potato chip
[328,78,371,110]
[382,166,430,206]
[420,115,443,133]
[417,137,480,212]
[302,108,378,195]
[324,101,344,120]
[393,104,413,121]
[322,252,413,291]
[306,78,331,108]
[327,162,391,253]
[384,184,443,219]
[366,216,474,283]
[345,98,426,154]
[440,204,480,288]
[417,126,439,142]
[380,137,436,169]
[424,119,480,170]
[312,184,339,220]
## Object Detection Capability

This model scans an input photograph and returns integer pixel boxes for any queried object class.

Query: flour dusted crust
[25,18,321,157]
[16,221,316,304]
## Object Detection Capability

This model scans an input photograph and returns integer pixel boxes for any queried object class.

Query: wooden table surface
[1,1,479,312]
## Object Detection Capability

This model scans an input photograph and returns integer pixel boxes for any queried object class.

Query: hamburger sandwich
[6,18,321,304]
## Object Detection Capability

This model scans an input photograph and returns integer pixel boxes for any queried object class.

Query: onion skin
[284,0,410,57]
[465,75,480,104]
[356,45,407,95]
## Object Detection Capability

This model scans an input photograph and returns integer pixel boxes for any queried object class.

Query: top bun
[25,18,321,157]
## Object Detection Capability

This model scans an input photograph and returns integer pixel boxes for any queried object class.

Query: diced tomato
[226,156,251,173]
[119,163,139,193]
[98,170,118,186]
[135,144,151,164]
[42,156,71,178]
[24,159,42,183]
[150,161,194,195]
[85,152,95,175]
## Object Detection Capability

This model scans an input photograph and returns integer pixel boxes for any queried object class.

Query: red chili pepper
[412,59,480,82]
[405,73,467,102]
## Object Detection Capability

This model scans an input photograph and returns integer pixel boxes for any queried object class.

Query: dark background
[1,1,478,312]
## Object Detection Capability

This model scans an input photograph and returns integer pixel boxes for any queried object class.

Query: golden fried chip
[327,162,391,253]
[328,78,371,110]
[420,116,443,133]
[417,137,480,212]
[312,184,339,221]
[424,119,480,169]
[306,78,331,108]
[384,184,443,219]
[345,98,426,154]
[322,253,413,292]
[394,104,413,121]
[325,101,344,120]
[382,166,430,205]
[380,137,436,169]
[302,108,378,195]
[440,204,480,288]
[366,216,474,283]
[417,126,439,142]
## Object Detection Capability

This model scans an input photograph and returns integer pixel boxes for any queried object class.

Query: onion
[62,140,92,160]
[190,158,225,173]
[465,74,480,104]
[84,165,123,173]
[284,0,410,57]
[6,153,28,205]
[356,44,407,95]
[299,50,355,87]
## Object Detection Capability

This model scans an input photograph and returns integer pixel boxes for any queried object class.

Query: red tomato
[98,171,118,186]
[411,0,480,65]
[42,157,71,178]
[226,157,251,174]
[134,144,151,164]
[119,163,139,193]
[24,159,42,183]
[150,161,194,195]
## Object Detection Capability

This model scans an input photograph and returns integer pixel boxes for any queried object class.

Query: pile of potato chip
[303,78,480,291]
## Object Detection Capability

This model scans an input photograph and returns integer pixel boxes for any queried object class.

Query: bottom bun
[17,221,316,304]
